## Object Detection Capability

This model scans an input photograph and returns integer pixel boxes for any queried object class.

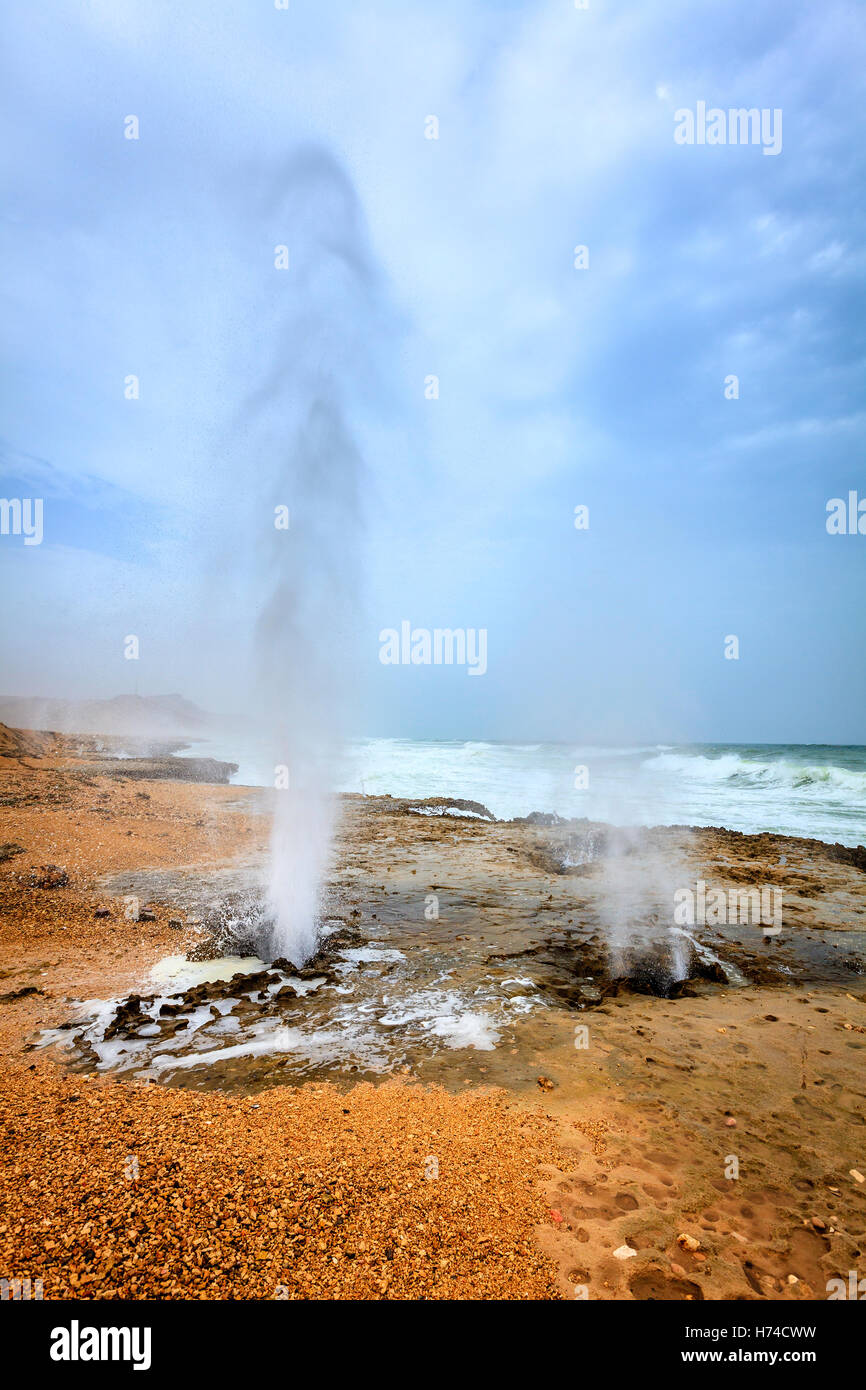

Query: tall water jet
[247,147,381,966]
[592,827,696,994]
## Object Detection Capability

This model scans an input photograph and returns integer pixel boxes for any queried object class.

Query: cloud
[1,0,864,739]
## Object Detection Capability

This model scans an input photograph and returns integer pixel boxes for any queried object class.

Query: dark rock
[72,757,238,785]
[28,864,69,889]
[158,1018,189,1038]
[693,959,728,984]
[515,811,566,827]
[826,842,866,874]
[404,796,496,821]
[104,993,156,1040]
[0,986,43,1003]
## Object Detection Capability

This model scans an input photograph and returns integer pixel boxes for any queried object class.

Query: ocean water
[188,737,866,848]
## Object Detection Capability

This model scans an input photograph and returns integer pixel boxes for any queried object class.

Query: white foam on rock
[149,954,268,991]
[428,1011,500,1050]
[338,946,406,965]
[35,942,543,1080]
[377,988,502,1050]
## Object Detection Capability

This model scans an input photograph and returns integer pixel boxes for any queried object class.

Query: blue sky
[1,0,864,743]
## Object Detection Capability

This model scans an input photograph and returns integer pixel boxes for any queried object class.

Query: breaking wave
[642,750,866,798]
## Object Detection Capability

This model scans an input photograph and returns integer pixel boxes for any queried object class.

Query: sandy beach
[1,729,865,1302]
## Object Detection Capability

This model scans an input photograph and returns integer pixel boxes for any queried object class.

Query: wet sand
[1,744,865,1300]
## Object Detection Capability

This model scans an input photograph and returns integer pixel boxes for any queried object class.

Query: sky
[1,0,864,744]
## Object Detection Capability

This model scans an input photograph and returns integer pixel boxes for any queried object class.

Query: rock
[73,756,238,784]
[28,864,68,889]
[810,1217,827,1231]
[787,1274,799,1284]
[550,1209,563,1223]
[850,1169,865,1184]
[501,980,536,998]
[0,843,25,863]
[406,797,495,821]
[537,1076,555,1091]
[725,1117,737,1128]
[613,1245,637,1260]
[168,919,183,930]
[104,994,156,1040]
[677,1233,701,1253]
[158,1018,189,1038]
[0,986,43,1003]
[694,960,727,984]
[138,910,157,922]
[671,1262,687,1276]
[94,908,112,918]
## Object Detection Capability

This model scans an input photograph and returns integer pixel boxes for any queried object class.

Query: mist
[0,0,864,749]
[237,148,382,963]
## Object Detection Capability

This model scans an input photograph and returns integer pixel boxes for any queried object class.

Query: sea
[185,737,866,849]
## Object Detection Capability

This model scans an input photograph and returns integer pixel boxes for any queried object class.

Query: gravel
[0,1065,562,1300]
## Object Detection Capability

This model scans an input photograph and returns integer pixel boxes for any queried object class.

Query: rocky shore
[1,732,865,1301]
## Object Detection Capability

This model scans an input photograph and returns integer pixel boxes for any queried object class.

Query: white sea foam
[183,736,865,846]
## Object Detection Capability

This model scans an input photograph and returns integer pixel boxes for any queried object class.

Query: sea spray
[246,147,383,965]
[586,825,697,992]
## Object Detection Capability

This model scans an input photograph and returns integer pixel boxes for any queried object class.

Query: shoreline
[2,738,865,1301]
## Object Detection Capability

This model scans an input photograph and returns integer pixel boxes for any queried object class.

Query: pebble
[0,1067,563,1301]
[677,1233,700,1253]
